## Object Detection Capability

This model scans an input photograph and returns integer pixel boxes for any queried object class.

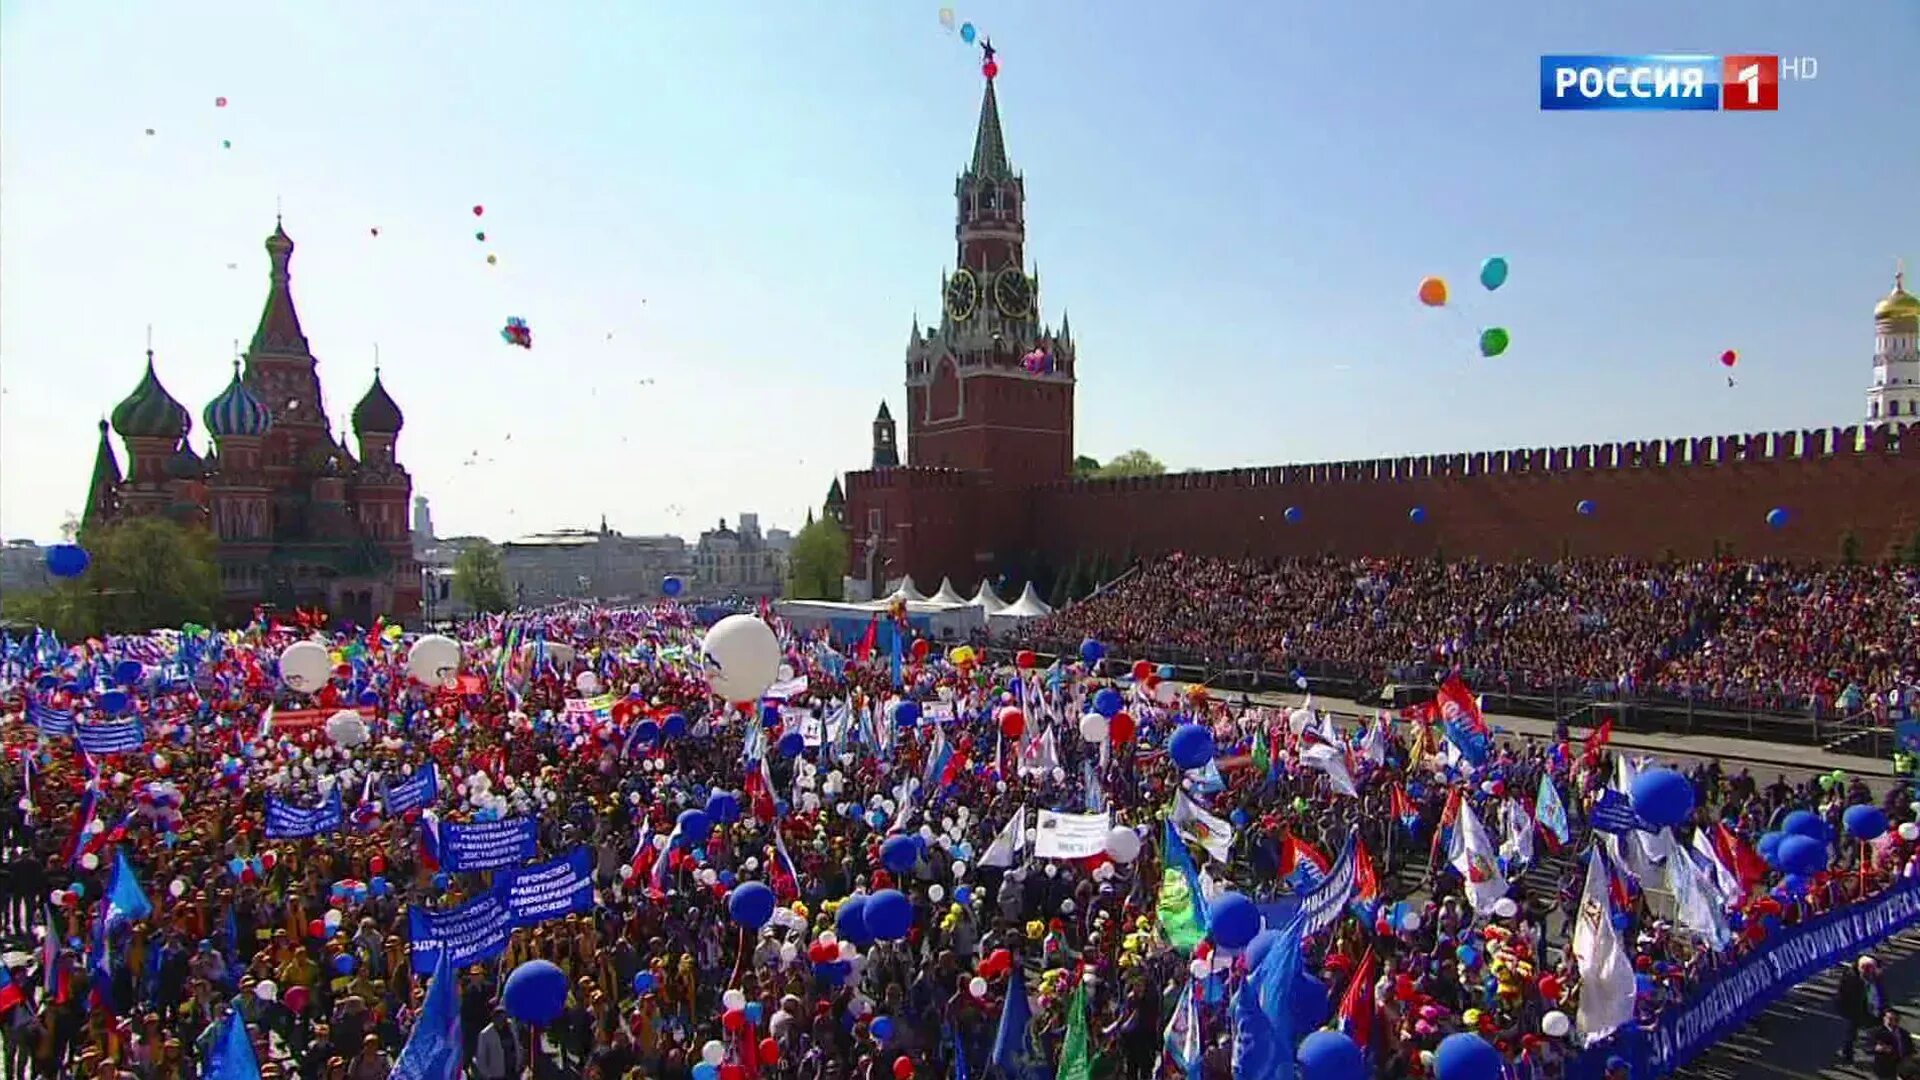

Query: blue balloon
[1168,723,1215,771]
[778,731,804,758]
[719,871,737,888]
[1284,506,1303,523]
[1576,499,1596,516]
[1782,810,1826,842]
[1079,638,1105,665]
[761,703,782,728]
[1776,833,1827,875]
[1757,831,1784,864]
[954,885,972,906]
[44,543,89,579]
[98,690,131,716]
[1298,1030,1365,1080]
[1408,506,1427,524]
[1478,256,1509,292]
[333,953,357,975]
[1157,663,1175,680]
[432,872,451,890]
[634,720,660,745]
[864,888,912,941]
[1628,768,1694,828]
[960,21,976,43]
[745,1002,764,1024]
[893,700,921,727]
[357,689,380,708]
[1092,688,1123,718]
[1766,507,1789,529]
[370,876,389,897]
[633,971,656,994]
[662,576,684,597]
[1611,912,1632,934]
[728,881,776,929]
[502,959,569,1025]
[692,1064,719,1080]
[677,809,713,846]
[1783,873,1812,897]
[1433,1033,1503,1080]
[663,712,688,738]
[871,1015,896,1042]
[114,660,143,686]
[1292,971,1331,1032]
[836,895,873,945]
[1207,892,1260,950]
[881,835,919,874]
[1845,804,1889,841]
[706,792,741,824]
[1245,929,1282,971]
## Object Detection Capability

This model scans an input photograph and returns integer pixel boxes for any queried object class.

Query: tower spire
[969,70,1011,179]
[251,217,311,355]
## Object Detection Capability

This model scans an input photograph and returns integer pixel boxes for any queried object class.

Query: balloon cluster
[500,316,533,349]
[1419,256,1511,357]
[1021,345,1052,373]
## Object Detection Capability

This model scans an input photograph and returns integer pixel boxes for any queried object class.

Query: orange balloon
[1418,276,1449,307]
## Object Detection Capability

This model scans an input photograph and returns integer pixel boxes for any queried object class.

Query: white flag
[1572,847,1636,1044]
[978,809,1028,869]
[1666,842,1730,950]
[1448,800,1509,915]
[1171,789,1234,864]
[1501,797,1535,868]
[1689,828,1742,907]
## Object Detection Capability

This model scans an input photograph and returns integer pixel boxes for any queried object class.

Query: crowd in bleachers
[1015,557,1920,716]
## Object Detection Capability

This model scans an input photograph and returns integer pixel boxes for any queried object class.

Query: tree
[1839,530,1862,566]
[1096,450,1167,478]
[453,540,511,613]
[1072,454,1102,478]
[1,517,220,637]
[787,515,849,600]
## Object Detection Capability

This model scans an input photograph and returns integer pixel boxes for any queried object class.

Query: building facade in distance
[692,514,790,600]
[502,518,689,606]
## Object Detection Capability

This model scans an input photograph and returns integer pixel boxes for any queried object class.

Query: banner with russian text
[382,764,439,816]
[265,790,345,840]
[439,816,539,871]
[407,890,513,977]
[499,848,595,927]
[1032,811,1112,860]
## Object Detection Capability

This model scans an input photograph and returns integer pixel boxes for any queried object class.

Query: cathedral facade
[82,220,420,625]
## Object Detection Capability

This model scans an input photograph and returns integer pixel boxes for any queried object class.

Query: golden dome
[1876,267,1920,322]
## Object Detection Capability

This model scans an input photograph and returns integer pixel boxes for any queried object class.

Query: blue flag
[203,1009,262,1080]
[391,952,464,1080]
[1233,913,1302,1080]
[105,847,153,928]
[991,965,1050,1080]
[890,628,903,690]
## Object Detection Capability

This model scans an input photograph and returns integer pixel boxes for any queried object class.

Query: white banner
[1032,810,1112,859]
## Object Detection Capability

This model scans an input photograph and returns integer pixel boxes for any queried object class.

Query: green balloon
[1479,327,1510,357]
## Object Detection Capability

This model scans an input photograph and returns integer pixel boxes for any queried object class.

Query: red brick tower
[905,59,1076,485]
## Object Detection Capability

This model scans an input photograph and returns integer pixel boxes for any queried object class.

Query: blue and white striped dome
[202,363,273,439]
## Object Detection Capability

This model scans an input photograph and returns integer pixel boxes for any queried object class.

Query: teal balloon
[1479,327,1510,358]
[1479,256,1509,292]
[960,22,976,43]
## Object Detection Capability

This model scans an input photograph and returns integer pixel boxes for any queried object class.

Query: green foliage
[453,540,511,613]
[1072,454,1102,478]
[1094,449,1166,478]
[1,517,221,637]
[786,515,849,600]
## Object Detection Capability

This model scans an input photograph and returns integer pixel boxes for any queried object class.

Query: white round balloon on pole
[279,641,331,693]
[701,615,781,703]
[408,634,463,688]
[325,710,369,748]
[1079,712,1109,743]
[1104,826,1141,863]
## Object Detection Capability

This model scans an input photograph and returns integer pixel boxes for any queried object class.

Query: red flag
[1584,718,1614,763]
[1713,822,1768,890]
[855,618,878,665]
[1337,946,1379,1053]
[1354,837,1381,902]
[1281,835,1332,880]
[1430,787,1463,867]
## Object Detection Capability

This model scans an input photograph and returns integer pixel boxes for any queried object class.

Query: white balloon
[722,989,746,1011]
[819,931,837,948]
[407,635,463,688]
[700,615,782,703]
[1492,897,1518,919]
[323,909,343,927]
[702,1040,726,1066]
[1401,912,1422,932]
[169,878,187,898]
[575,671,601,695]
[1901,823,1919,842]
[1153,681,1180,705]
[951,861,967,878]
[779,941,798,963]
[278,641,331,693]
[1079,713,1109,743]
[929,884,946,902]
[1189,958,1209,980]
[1104,827,1142,864]
[255,980,279,1002]
[1541,1011,1572,1038]
[969,976,988,998]
[80,852,99,871]
[838,941,858,961]
[325,710,368,748]
[777,663,796,683]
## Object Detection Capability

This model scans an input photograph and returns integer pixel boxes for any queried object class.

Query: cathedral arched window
[981,187,998,212]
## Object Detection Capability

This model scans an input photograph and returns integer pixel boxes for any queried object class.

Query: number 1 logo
[1722,55,1779,111]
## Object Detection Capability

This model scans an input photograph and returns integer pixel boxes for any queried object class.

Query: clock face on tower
[994,269,1033,318]
[945,269,979,322]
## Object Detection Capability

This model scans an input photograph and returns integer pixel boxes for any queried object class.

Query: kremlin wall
[839,71,1920,595]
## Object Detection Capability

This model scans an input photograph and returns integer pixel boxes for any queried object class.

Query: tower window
[981,188,998,211]
[1873,401,1882,418]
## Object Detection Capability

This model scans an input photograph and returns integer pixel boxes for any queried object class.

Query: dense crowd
[1016,557,1920,716]
[0,604,1916,1080]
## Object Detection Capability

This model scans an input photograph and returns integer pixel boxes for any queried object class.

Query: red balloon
[759,1038,780,1066]
[1015,650,1037,670]
[215,96,228,107]
[1538,975,1562,999]
[911,638,930,660]
[334,663,352,679]
[284,985,309,1013]
[724,1008,749,1032]
[1720,349,1737,368]
[308,919,325,939]
[1108,711,1135,744]
[981,60,999,80]
[473,205,485,216]
[998,707,1026,740]
[369,855,386,874]
[720,1067,744,1080]
[1131,660,1152,681]
[893,1056,915,1080]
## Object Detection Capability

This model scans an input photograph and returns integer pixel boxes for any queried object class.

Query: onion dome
[1875,268,1919,327]
[164,440,205,480]
[203,360,274,438]
[352,371,404,434]
[110,351,190,440]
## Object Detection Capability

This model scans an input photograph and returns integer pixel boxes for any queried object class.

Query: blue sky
[1,1,1913,544]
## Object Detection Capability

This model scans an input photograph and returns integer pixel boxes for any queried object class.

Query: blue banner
[1571,877,1920,1080]
[439,816,539,871]
[383,765,439,816]
[1297,837,1357,936]
[499,847,595,927]
[28,702,74,737]
[264,790,345,840]
[75,718,144,755]
[407,890,513,977]
[1589,789,1651,836]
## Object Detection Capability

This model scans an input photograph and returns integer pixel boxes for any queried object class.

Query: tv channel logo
[1540,55,1815,111]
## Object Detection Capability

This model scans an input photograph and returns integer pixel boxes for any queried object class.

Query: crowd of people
[0,601,1915,1080]
[1016,556,1920,717]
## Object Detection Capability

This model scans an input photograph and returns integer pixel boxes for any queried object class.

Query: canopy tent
[886,576,928,604]
[930,578,968,606]
[987,582,1053,636]
[970,581,1006,614]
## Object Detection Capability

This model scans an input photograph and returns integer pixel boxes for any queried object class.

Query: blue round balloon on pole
[1628,768,1694,828]
[1092,688,1123,718]
[1298,1031,1365,1080]
[960,21,976,43]
[1434,1033,1503,1080]
[1408,506,1426,524]
[1776,834,1827,875]
[1479,256,1509,292]
[705,792,740,824]
[836,895,873,945]
[1080,638,1105,665]
[1284,506,1303,523]
[114,660,144,686]
[728,881,776,929]
[663,712,688,737]
[864,888,913,941]
[778,731,803,758]
[1757,831,1783,864]
[1781,809,1826,842]
[677,809,713,846]
[893,700,920,728]
[1766,507,1789,529]
[1844,804,1888,841]
[662,576,684,597]
[45,543,89,579]
[1207,893,1260,950]
[1168,723,1215,770]
[881,834,919,874]
[502,959,569,1025]
[98,690,131,716]
[1576,499,1596,516]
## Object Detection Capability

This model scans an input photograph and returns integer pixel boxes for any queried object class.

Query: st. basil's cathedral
[80,219,421,624]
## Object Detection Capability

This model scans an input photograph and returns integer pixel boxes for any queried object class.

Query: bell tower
[904,43,1075,487]
[872,401,900,467]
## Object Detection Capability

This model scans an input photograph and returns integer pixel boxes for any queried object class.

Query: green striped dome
[110,352,191,440]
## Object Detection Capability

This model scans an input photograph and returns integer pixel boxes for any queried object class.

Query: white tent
[971,580,1007,613]
[931,577,968,606]
[1004,582,1053,617]
[887,576,928,603]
